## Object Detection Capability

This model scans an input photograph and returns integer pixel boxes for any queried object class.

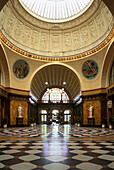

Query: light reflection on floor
[64,125,70,135]
[0,124,114,139]
[0,125,114,169]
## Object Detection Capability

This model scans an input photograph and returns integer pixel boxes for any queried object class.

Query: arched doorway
[40,110,47,124]
[52,109,60,125]
[30,64,81,101]
[64,110,72,124]
[30,64,81,125]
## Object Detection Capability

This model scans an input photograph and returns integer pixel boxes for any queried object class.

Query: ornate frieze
[0,29,113,61]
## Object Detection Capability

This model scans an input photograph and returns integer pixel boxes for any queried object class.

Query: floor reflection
[52,125,58,137]
[0,125,114,139]
[41,124,47,135]
[64,125,70,135]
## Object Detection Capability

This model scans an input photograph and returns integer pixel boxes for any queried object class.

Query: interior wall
[2,42,110,93]
[101,42,114,88]
[109,61,114,86]
[0,44,10,87]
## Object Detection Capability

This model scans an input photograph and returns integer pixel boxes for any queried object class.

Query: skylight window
[19,0,94,23]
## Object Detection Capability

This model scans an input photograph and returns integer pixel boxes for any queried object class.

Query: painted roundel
[13,59,29,79]
[82,60,98,79]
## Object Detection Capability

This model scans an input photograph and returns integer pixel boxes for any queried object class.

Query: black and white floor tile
[0,125,114,138]
[0,125,114,169]
[0,140,114,169]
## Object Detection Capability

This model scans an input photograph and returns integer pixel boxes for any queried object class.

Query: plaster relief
[96,14,104,34]
[0,8,7,29]
[14,20,23,40]
[31,30,39,49]
[4,12,16,36]
[88,21,98,41]
[102,5,112,26]
[81,26,89,46]
[22,26,31,46]
[0,0,113,58]
[51,34,61,52]
[72,30,81,49]
[50,24,62,30]
[63,33,72,51]
[39,32,48,50]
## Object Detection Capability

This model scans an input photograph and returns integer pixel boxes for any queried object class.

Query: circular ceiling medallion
[19,0,94,23]
[82,60,98,79]
[13,59,29,79]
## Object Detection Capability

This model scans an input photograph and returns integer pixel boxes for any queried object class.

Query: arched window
[42,88,69,103]
[109,62,114,85]
[40,110,47,122]
[64,110,72,114]
[64,110,72,122]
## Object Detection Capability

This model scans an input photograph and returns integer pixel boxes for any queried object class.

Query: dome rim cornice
[0,29,113,62]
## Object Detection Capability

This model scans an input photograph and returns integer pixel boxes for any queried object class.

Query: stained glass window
[42,88,69,103]
[50,88,61,101]
[42,90,49,101]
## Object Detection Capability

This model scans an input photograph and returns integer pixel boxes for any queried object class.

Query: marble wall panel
[83,100,101,125]
[10,100,28,125]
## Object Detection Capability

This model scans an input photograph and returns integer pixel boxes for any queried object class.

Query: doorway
[52,109,60,125]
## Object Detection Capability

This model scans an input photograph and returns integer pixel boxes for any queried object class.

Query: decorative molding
[50,24,62,29]
[0,0,113,60]
[82,95,107,102]
[106,84,114,91]
[0,87,7,98]
[6,88,30,96]
[81,88,107,96]
[0,85,30,96]
[0,29,113,61]
[9,95,29,102]
[0,85,6,91]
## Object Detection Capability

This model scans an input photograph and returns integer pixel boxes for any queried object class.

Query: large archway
[101,42,114,88]
[0,44,10,87]
[30,64,81,101]
[0,44,10,127]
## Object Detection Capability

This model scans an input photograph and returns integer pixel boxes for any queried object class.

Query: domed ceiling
[19,0,93,22]
[0,0,113,61]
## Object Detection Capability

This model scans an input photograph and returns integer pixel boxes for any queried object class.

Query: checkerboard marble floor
[0,125,114,170]
[0,125,114,138]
